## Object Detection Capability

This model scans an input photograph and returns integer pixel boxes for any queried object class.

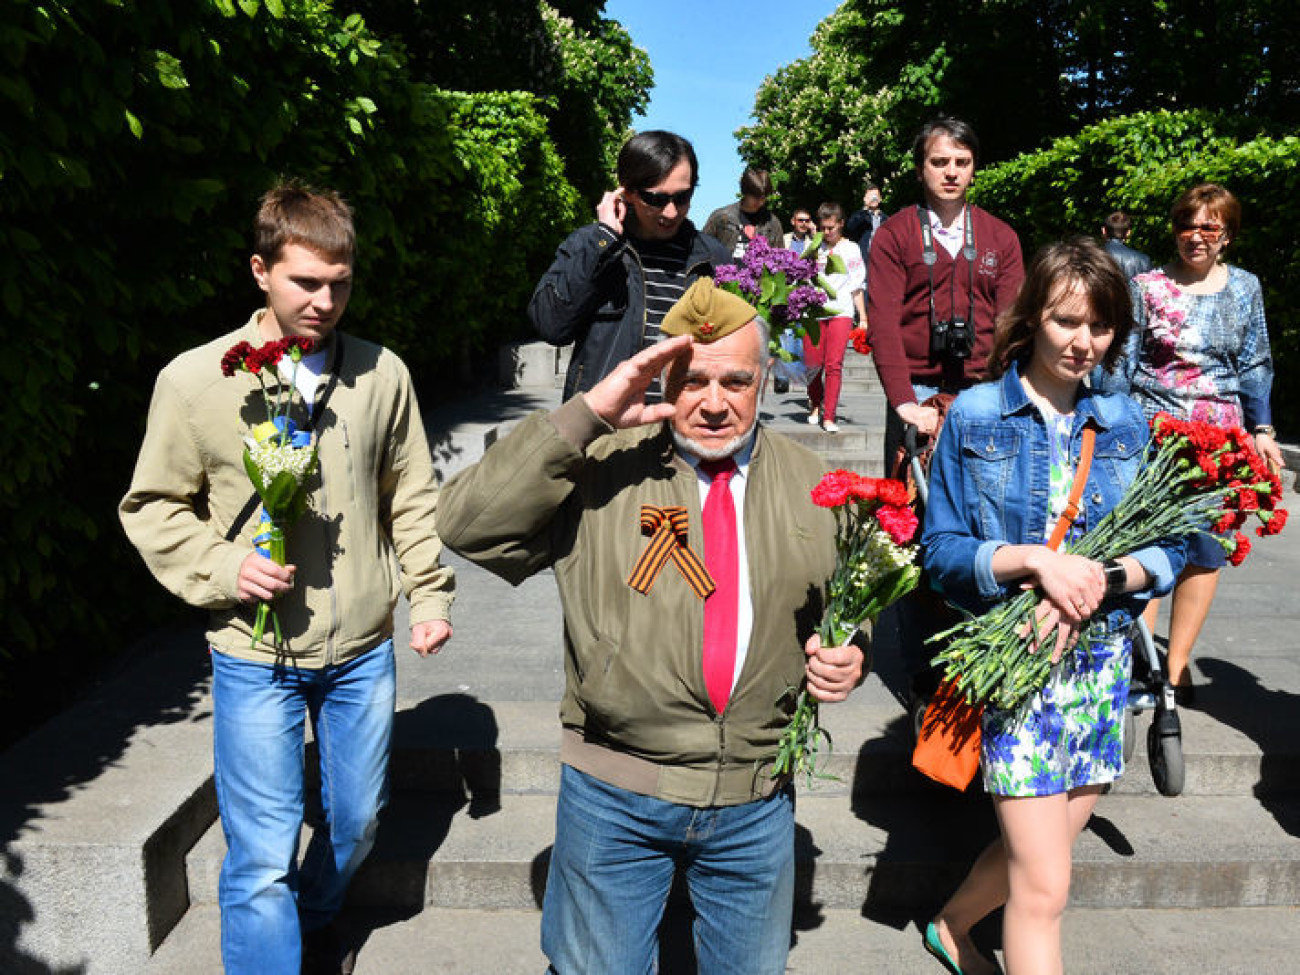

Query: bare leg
[1165,566,1220,687]
[931,837,1007,975]
[994,786,1102,975]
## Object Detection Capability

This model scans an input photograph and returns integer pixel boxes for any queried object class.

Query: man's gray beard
[672,421,758,462]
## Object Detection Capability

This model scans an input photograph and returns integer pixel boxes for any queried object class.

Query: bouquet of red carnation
[933,413,1288,711]
[849,326,871,356]
[221,336,318,647]
[774,470,922,783]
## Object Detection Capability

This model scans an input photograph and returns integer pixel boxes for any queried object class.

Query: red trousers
[802,316,852,422]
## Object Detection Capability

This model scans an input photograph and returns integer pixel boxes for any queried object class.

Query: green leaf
[264,0,284,17]
[124,108,143,139]
[153,51,189,90]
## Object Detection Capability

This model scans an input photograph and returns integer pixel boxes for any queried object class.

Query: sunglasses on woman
[634,188,694,209]
[1176,222,1226,243]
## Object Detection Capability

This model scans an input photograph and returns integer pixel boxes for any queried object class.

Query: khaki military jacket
[439,397,839,806]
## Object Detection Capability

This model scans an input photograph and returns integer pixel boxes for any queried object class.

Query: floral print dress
[981,407,1130,797]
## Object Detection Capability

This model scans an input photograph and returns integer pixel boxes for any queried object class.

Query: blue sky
[603,0,840,219]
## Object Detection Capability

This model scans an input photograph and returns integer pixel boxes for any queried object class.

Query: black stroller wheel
[1148,710,1186,796]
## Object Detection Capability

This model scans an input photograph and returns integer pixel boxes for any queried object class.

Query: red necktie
[700,459,739,713]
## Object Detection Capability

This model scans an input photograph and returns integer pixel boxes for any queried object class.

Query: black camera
[930,317,974,360]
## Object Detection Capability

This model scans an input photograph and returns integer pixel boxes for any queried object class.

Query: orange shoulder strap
[1046,424,1096,552]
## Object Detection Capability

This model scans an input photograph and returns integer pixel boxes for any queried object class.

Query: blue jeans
[211,641,395,975]
[541,765,795,975]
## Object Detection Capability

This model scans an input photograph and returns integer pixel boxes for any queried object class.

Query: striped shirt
[633,233,691,398]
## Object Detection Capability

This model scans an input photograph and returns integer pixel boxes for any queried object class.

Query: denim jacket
[921,362,1185,618]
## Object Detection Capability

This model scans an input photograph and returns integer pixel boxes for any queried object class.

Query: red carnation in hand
[877,503,920,545]
[875,479,910,507]
[1257,508,1289,537]
[280,336,315,359]
[811,469,857,508]
[849,327,872,356]
[1227,531,1252,567]
[220,341,255,377]
[849,476,879,503]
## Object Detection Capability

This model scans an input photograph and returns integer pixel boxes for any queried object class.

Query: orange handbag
[911,425,1096,789]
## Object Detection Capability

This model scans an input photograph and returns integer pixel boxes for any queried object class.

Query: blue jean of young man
[211,639,396,974]
[541,765,796,975]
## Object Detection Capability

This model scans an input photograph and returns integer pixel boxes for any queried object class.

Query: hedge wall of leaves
[971,110,1300,435]
[0,0,627,732]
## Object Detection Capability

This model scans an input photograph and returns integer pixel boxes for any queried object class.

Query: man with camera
[866,116,1023,470]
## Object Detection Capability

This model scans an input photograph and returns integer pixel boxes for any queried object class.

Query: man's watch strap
[1103,559,1127,597]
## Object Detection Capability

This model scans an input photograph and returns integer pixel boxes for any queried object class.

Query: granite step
[377,698,1300,802]
[183,789,1300,913]
[147,901,1300,974]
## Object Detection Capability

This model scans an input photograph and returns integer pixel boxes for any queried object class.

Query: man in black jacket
[530,130,730,401]
[1101,210,1153,280]
[845,182,888,253]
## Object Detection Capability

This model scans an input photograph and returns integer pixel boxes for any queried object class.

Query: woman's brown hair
[986,237,1134,379]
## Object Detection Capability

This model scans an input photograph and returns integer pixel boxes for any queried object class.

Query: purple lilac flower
[786,284,829,320]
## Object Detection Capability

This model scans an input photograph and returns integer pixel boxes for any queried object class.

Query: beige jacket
[439,397,841,806]
[120,311,454,667]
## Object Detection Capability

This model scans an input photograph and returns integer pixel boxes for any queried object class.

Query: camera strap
[916,204,977,342]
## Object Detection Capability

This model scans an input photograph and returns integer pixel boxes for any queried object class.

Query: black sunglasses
[635,187,694,209]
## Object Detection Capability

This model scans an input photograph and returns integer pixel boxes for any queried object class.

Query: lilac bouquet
[714,235,841,356]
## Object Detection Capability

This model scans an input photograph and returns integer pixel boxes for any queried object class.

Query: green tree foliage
[739,0,1300,210]
[353,0,651,203]
[0,0,643,730]
[971,110,1300,432]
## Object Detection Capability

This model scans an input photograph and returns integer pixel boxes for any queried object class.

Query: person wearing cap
[439,280,869,974]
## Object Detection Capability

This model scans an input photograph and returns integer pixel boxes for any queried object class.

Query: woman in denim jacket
[920,239,1186,975]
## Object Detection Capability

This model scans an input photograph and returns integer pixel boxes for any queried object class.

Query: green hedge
[972,110,1300,435]
[0,0,591,728]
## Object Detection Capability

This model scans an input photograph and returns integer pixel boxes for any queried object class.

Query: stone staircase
[146,352,1300,972]
[6,347,1299,973]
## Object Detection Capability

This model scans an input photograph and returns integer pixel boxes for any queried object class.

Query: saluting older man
[438,280,870,975]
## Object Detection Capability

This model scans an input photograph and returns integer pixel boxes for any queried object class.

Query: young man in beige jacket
[120,182,454,975]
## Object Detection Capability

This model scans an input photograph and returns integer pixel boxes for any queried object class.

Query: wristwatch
[1253,424,1277,437]
[1102,559,1127,597]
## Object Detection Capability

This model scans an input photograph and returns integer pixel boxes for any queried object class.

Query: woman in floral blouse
[1099,183,1285,702]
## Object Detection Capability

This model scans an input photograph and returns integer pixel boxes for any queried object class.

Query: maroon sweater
[866,204,1024,408]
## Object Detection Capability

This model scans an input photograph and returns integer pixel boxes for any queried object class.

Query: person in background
[530,130,730,402]
[867,116,1024,471]
[804,201,867,434]
[784,207,816,253]
[119,182,455,975]
[846,181,889,253]
[703,166,786,259]
[439,280,868,975]
[1096,183,1285,704]
[922,238,1185,975]
[1100,210,1153,279]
